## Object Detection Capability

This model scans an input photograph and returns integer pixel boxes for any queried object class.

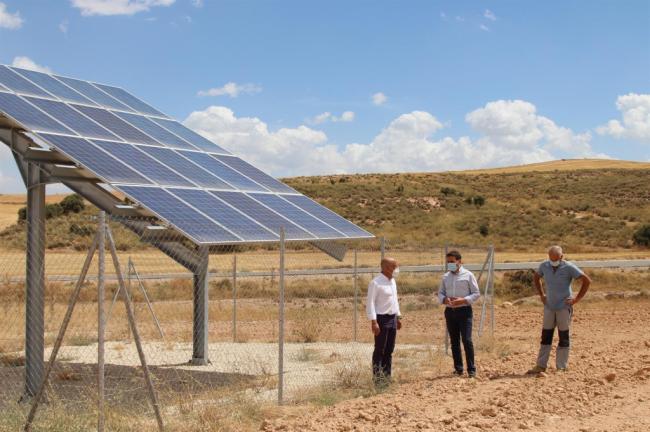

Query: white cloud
[71,0,175,17]
[182,100,606,178]
[479,24,490,32]
[59,19,69,34]
[0,2,23,29]
[11,57,52,73]
[484,9,497,21]
[466,99,599,158]
[440,11,447,21]
[372,92,387,106]
[310,111,355,124]
[596,93,650,142]
[197,82,262,98]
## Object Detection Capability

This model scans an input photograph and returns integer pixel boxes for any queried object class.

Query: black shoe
[468,371,476,378]
[453,370,464,376]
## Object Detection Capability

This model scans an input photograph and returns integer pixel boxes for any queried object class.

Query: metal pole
[97,212,106,432]
[233,254,237,343]
[191,246,210,365]
[490,246,496,336]
[130,260,164,339]
[278,228,285,406]
[106,227,164,431]
[479,246,494,336]
[23,163,45,400]
[24,233,99,431]
[443,243,449,355]
[353,249,358,342]
[380,236,386,261]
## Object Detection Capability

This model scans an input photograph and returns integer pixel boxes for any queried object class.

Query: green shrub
[45,203,63,219]
[17,207,26,222]
[633,224,650,247]
[60,194,85,214]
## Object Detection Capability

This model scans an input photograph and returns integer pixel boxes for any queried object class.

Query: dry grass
[448,158,650,174]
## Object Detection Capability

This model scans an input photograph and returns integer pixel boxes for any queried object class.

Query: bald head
[381,257,399,279]
[548,245,563,261]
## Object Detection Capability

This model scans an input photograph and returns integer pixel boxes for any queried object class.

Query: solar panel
[248,193,344,238]
[119,186,240,244]
[170,189,278,241]
[54,75,135,112]
[0,64,373,245]
[0,66,51,97]
[90,140,195,187]
[37,134,152,184]
[211,191,314,240]
[281,194,373,238]
[180,151,265,191]
[137,146,235,190]
[0,92,74,134]
[25,97,121,140]
[113,112,198,150]
[213,155,296,193]
[72,104,160,145]
[12,68,97,105]
[92,83,168,118]
[150,117,231,154]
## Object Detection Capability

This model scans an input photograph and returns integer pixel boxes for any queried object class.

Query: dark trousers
[444,306,475,374]
[372,314,397,380]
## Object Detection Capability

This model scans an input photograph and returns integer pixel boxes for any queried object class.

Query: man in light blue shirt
[528,246,591,374]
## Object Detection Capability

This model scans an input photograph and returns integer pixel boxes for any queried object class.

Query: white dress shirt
[438,266,480,308]
[366,273,401,320]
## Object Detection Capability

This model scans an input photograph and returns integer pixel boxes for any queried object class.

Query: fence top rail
[5,259,649,284]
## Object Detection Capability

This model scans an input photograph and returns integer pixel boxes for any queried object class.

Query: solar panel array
[0,65,373,244]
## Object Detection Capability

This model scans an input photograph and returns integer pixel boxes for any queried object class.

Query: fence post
[443,243,449,355]
[278,228,286,405]
[233,253,237,343]
[380,236,386,261]
[191,246,210,365]
[353,249,358,342]
[97,212,106,432]
[489,245,496,336]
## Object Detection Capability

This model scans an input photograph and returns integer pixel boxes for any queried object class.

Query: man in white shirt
[438,250,480,377]
[366,257,402,385]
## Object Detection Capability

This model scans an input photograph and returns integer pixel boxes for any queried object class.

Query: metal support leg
[278,228,286,405]
[232,254,237,343]
[23,163,45,401]
[97,212,106,432]
[191,246,210,365]
[353,249,358,342]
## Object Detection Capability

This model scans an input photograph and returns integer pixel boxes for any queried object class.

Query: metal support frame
[97,212,106,432]
[191,246,210,365]
[278,228,286,405]
[22,162,45,401]
[232,254,237,343]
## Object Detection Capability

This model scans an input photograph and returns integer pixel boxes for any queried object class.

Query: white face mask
[392,267,400,277]
[550,260,561,267]
[447,263,458,272]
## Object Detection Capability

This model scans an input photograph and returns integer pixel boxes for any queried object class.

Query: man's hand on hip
[565,297,578,306]
[397,319,402,330]
[540,294,547,305]
[371,321,380,336]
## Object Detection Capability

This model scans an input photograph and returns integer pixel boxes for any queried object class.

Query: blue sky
[0,0,649,192]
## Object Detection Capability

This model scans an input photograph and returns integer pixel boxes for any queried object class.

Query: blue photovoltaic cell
[138,146,234,190]
[72,105,160,145]
[54,75,134,112]
[92,83,167,117]
[91,140,194,187]
[113,112,198,150]
[180,151,264,191]
[25,97,121,140]
[249,193,344,238]
[0,66,52,97]
[0,93,74,134]
[151,117,231,154]
[37,134,151,184]
[170,189,278,241]
[118,186,240,244]
[13,68,97,105]
[213,155,295,193]
[210,191,313,240]
[281,194,372,238]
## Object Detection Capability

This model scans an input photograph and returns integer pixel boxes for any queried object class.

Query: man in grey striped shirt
[438,250,481,377]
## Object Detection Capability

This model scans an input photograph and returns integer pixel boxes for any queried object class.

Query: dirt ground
[261,299,650,432]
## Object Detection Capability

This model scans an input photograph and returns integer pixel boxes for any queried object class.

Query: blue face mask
[447,263,458,272]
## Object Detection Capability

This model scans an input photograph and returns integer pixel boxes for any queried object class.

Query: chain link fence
[0,213,495,431]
